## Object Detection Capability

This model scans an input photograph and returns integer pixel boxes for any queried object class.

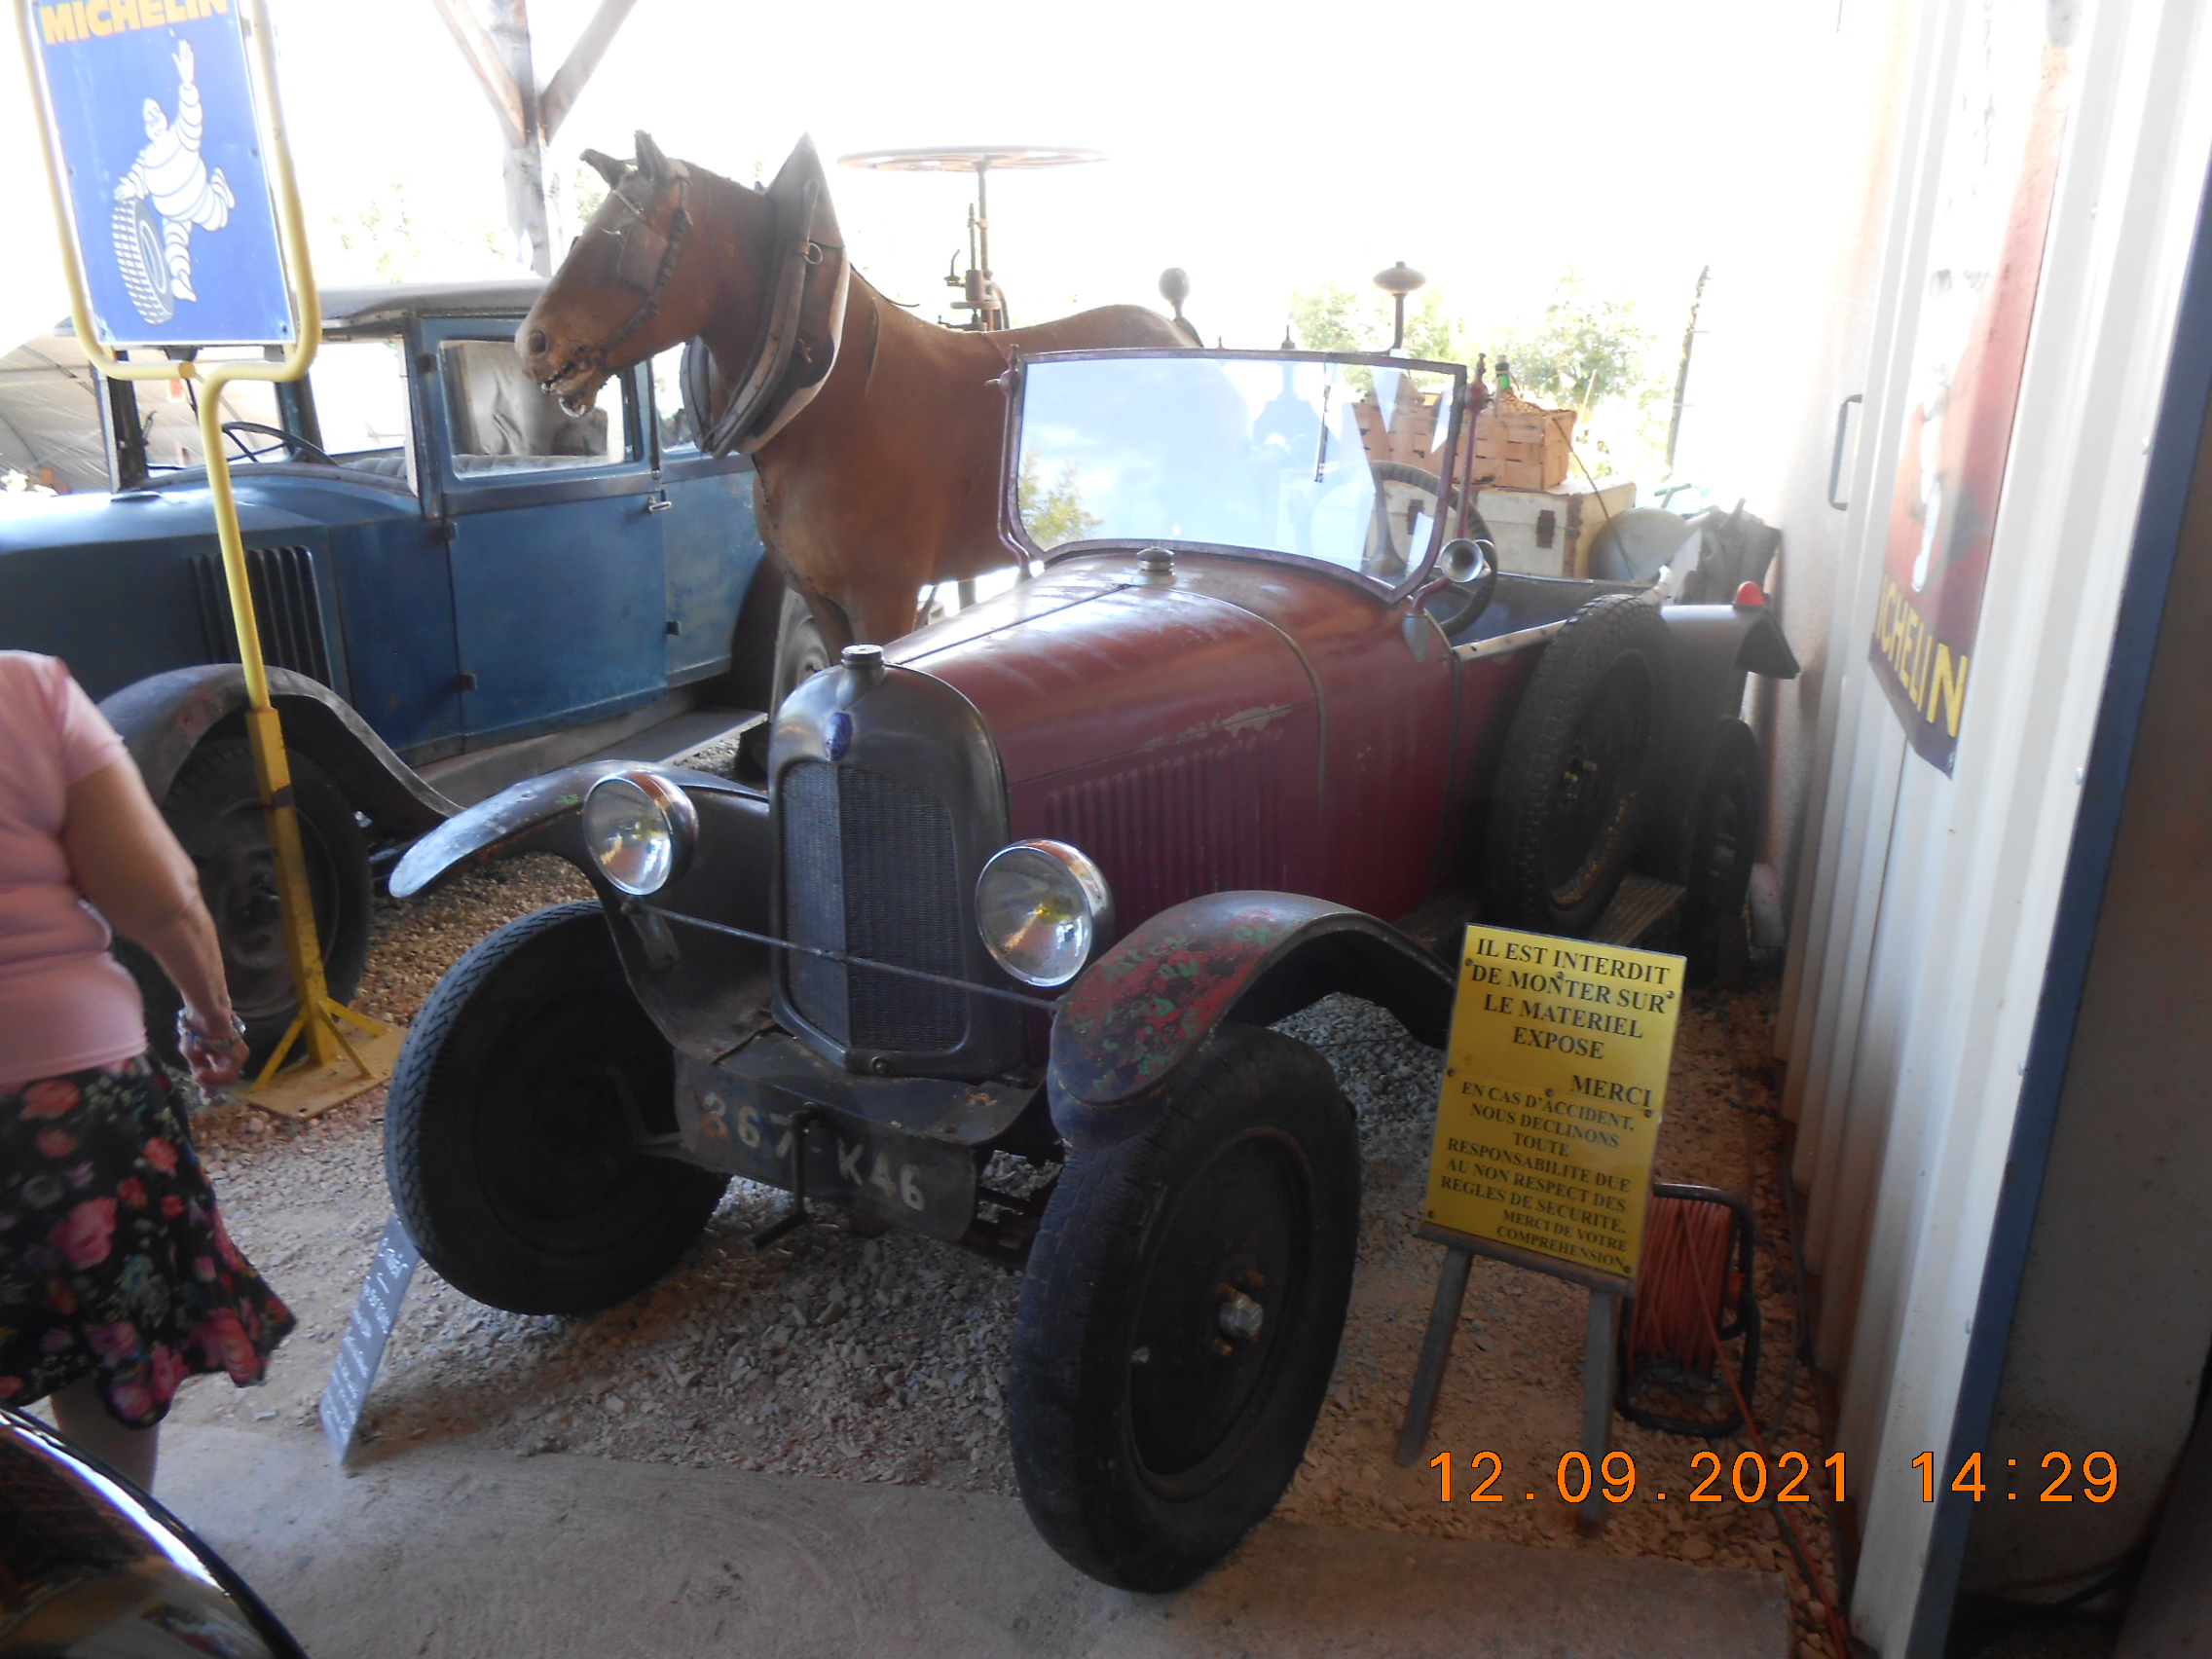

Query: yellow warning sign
[1421,925,1685,1281]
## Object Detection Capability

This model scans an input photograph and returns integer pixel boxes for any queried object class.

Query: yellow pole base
[235,998,401,1121]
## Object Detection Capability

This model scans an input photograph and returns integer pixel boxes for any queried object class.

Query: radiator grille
[194,545,333,685]
[781,758,968,1052]
[1040,730,1286,929]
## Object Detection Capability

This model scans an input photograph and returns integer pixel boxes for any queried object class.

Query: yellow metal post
[19,0,400,1115]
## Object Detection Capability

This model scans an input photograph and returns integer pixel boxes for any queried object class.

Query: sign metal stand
[1394,924,1686,1535]
[18,0,399,1115]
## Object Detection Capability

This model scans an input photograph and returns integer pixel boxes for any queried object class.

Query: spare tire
[1485,594,1670,937]
[1681,719,1763,979]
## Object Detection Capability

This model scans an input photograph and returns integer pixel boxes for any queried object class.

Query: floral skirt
[0,1056,293,1427]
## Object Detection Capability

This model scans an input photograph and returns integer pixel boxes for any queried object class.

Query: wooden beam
[428,0,527,149]
[537,0,640,143]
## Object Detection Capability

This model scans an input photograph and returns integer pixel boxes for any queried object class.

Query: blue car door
[425,320,666,748]
[641,351,769,689]
[648,347,767,687]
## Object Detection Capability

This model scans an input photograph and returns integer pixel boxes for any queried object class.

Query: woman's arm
[60,758,246,1087]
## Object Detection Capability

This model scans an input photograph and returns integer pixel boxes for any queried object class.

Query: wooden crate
[1467,394,1576,490]
[1473,478,1638,578]
[1351,382,1450,470]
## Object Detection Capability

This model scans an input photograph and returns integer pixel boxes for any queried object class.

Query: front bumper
[673,1035,1036,1240]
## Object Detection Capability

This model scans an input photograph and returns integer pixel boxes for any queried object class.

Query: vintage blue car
[0,280,797,1062]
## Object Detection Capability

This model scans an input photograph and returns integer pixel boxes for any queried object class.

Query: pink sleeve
[45,658,127,787]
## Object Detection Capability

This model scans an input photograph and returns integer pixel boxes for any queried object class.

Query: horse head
[519,134,848,452]
[518,130,732,412]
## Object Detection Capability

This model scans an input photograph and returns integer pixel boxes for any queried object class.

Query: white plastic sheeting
[1777,0,2212,1647]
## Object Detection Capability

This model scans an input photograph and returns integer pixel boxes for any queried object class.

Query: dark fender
[390,762,775,1062]
[1047,892,1456,1150]
[389,759,634,899]
[98,665,454,837]
[1642,602,1801,877]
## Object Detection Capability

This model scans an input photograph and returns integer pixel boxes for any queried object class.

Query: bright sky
[3,0,1884,493]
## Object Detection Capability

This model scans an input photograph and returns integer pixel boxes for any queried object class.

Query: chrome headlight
[975,840,1114,988]
[581,770,697,897]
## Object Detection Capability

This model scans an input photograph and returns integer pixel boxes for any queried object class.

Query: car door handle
[1828,394,1862,511]
[645,492,673,514]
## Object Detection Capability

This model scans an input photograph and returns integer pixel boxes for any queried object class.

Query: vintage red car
[382,348,1796,1591]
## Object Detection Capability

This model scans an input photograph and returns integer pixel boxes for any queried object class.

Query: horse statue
[517,132,1191,669]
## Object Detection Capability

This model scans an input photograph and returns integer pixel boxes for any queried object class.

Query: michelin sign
[30,0,291,345]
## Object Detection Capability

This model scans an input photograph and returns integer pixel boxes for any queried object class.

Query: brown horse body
[520,140,1187,651]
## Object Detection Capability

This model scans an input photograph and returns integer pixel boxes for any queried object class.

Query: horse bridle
[552,164,693,416]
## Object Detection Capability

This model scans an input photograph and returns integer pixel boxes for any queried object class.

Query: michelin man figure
[113,40,235,304]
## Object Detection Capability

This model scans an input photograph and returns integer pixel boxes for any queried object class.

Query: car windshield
[1014,352,1463,582]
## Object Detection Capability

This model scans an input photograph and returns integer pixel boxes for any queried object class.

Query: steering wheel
[1304,460,1487,581]
[221,421,339,466]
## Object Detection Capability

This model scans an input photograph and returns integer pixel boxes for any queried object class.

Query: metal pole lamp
[1374,261,1426,353]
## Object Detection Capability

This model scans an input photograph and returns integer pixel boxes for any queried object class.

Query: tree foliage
[322,176,506,284]
[1285,272,1671,475]
[1287,284,1463,362]
[1017,453,1101,548]
[1491,272,1660,416]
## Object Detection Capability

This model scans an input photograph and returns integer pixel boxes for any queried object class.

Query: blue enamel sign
[31,0,293,346]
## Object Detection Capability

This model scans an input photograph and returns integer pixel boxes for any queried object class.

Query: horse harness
[682,137,851,457]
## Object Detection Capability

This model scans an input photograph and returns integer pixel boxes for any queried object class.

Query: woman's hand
[177,1009,249,1091]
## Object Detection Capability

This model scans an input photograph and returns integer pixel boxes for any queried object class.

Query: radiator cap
[841,643,887,689]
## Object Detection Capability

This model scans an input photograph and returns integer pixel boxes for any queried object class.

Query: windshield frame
[1002,347,1469,600]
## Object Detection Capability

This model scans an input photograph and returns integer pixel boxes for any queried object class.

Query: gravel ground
[155,755,1848,1655]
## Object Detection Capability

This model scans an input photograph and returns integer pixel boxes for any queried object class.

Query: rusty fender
[1047,892,1457,1151]
[99,664,455,837]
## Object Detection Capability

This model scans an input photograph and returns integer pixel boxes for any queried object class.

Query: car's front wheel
[384,902,728,1314]
[1010,1025,1358,1591]
[770,588,832,709]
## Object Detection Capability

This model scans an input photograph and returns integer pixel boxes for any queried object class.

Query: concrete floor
[159,1425,1789,1658]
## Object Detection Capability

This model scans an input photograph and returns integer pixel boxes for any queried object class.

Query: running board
[1396,875,1687,962]
[420,694,762,808]
[1589,873,1686,951]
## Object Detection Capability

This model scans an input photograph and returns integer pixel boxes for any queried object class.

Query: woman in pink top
[0,651,293,1492]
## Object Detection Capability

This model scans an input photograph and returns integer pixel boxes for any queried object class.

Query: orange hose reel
[1619,1181,1762,1437]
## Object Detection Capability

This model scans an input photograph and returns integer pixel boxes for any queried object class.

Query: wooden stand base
[1394,1224,1632,1536]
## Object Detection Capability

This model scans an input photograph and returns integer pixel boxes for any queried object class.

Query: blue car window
[132,352,277,472]
[650,344,696,454]
[310,339,411,465]
[442,340,630,476]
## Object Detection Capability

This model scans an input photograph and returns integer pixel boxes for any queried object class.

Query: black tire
[124,739,373,1072]
[770,588,831,708]
[1682,719,1762,979]
[1485,593,1670,936]
[1010,1025,1358,1591]
[384,903,727,1314]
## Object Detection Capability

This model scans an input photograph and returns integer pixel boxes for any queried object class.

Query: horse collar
[683,139,851,458]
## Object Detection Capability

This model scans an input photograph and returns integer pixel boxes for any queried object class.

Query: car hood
[0,483,323,552]
[890,549,1322,793]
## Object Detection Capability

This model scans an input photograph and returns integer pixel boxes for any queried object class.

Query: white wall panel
[1775,0,2212,1647]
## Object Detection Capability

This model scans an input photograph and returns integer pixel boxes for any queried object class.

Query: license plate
[675,1065,977,1242]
